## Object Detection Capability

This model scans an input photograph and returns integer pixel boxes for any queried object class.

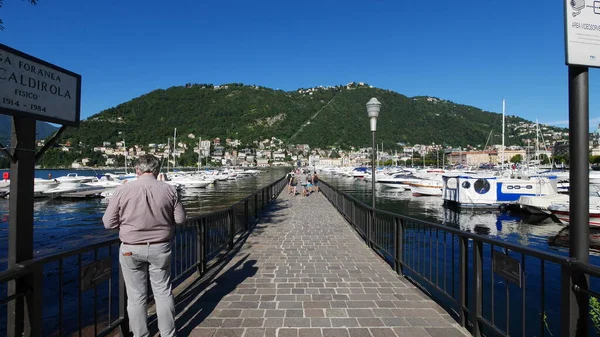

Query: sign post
[0,43,81,337]
[563,1,598,335]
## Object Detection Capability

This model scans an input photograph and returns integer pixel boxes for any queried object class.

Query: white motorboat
[548,196,600,227]
[377,173,422,189]
[55,173,96,184]
[410,178,443,196]
[43,182,105,199]
[514,194,570,215]
[442,173,559,209]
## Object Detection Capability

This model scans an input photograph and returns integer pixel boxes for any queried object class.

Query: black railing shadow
[175,254,258,336]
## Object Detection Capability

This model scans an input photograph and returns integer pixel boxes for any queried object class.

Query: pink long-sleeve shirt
[102,174,186,244]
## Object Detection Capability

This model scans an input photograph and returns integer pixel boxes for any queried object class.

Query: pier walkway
[172,190,469,337]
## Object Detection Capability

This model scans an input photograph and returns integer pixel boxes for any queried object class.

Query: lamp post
[366,98,381,212]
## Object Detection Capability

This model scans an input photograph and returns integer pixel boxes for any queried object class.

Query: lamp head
[366,97,381,132]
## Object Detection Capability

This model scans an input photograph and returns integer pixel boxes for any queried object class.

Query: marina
[0,168,286,270]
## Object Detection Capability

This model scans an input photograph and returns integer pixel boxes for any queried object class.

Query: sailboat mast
[123,136,128,174]
[502,98,506,170]
[173,128,177,169]
[536,119,540,165]
[167,138,170,173]
[197,137,201,172]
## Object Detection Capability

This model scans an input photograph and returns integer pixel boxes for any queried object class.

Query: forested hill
[56,83,562,150]
[0,115,58,146]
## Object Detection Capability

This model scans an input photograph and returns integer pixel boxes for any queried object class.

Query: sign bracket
[34,125,67,163]
[0,142,16,163]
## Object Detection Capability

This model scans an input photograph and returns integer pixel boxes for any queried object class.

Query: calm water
[0,168,289,270]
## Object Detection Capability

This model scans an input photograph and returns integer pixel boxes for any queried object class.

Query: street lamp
[366,97,381,212]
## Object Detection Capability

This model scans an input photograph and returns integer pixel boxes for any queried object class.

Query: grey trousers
[120,242,176,337]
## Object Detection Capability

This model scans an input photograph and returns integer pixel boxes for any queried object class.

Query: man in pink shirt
[103,154,186,337]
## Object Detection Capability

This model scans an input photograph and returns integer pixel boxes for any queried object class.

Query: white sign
[0,44,81,125]
[565,0,600,67]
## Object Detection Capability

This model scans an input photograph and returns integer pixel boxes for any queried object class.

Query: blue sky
[1,0,598,131]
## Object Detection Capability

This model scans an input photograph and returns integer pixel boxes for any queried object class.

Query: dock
[173,190,469,337]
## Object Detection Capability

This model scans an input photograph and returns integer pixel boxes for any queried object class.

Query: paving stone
[218,310,242,318]
[424,317,453,327]
[380,317,410,327]
[188,328,217,337]
[305,309,325,317]
[347,328,373,337]
[368,328,398,337]
[213,328,245,337]
[264,317,284,327]
[357,318,384,327]
[241,318,264,327]
[221,318,243,328]
[240,310,265,318]
[331,318,360,327]
[286,309,304,317]
[278,328,299,337]
[244,328,277,337]
[322,328,350,337]
[424,327,470,337]
[325,309,347,318]
[298,328,324,337]
[392,327,431,337]
[310,318,332,327]
[284,317,311,327]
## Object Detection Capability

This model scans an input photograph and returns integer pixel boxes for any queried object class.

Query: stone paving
[173,188,470,337]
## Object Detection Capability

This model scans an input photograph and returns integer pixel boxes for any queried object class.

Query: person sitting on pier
[102,154,186,337]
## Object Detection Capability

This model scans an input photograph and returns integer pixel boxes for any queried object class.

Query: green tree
[510,154,523,164]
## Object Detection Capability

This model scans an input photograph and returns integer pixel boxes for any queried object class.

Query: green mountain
[0,115,58,145]
[53,83,565,151]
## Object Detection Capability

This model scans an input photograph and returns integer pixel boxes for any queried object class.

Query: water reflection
[322,173,576,257]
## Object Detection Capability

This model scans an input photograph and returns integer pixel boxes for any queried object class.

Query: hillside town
[35,121,600,170]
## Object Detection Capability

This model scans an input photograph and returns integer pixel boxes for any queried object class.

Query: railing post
[244,199,249,230]
[561,263,589,337]
[367,209,373,248]
[201,218,207,275]
[254,194,258,219]
[459,237,468,328]
[229,210,235,249]
[196,220,202,275]
[395,218,403,275]
[118,267,131,337]
[351,200,355,226]
[472,240,483,337]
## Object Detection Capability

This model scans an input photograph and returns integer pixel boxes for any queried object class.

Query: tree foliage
[0,0,37,30]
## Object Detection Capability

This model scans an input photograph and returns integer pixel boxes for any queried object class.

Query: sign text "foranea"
[0,44,81,125]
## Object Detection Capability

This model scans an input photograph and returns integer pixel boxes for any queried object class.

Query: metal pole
[372,130,376,211]
[7,117,36,337]
[371,131,376,248]
[565,65,589,337]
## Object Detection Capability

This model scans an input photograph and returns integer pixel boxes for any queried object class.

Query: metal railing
[319,180,600,337]
[0,175,288,337]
